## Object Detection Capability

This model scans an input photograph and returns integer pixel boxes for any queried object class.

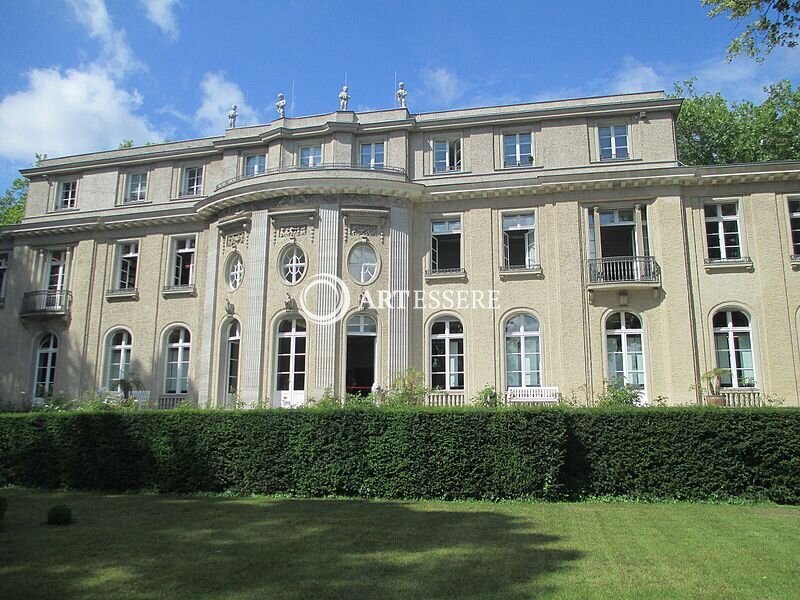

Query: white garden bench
[505,386,560,405]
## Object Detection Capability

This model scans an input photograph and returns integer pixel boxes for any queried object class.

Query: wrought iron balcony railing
[587,256,660,285]
[216,162,408,191]
[21,290,73,316]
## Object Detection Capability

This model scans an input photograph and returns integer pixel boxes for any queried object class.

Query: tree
[0,154,46,226]
[703,0,800,61]
[118,139,134,149]
[672,79,800,164]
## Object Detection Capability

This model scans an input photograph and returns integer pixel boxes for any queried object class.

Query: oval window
[348,244,378,284]
[280,245,306,285]
[227,254,244,290]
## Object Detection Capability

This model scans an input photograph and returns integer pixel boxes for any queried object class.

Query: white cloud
[420,67,464,108]
[67,0,142,77]
[0,67,165,161]
[140,0,180,41]
[610,57,666,94]
[194,72,262,135]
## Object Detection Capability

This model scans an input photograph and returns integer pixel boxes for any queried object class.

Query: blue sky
[1,0,799,191]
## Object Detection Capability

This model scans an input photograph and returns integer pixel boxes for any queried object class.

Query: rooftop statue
[275,93,286,118]
[227,104,238,128]
[396,82,408,108]
[339,85,350,111]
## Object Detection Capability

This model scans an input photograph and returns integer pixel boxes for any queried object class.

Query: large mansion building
[1,91,799,408]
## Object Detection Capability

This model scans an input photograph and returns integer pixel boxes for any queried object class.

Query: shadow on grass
[0,492,583,599]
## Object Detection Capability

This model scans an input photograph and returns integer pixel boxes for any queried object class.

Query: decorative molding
[270,209,317,245]
[221,230,249,253]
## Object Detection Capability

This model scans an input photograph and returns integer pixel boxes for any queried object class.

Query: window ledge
[589,157,642,165]
[498,164,543,173]
[791,255,800,268]
[162,284,196,297]
[427,170,471,178]
[51,207,80,213]
[499,265,543,279]
[175,193,205,200]
[120,199,152,207]
[106,288,138,300]
[704,257,754,272]
[425,268,467,282]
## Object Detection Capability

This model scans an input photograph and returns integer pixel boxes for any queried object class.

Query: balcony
[587,256,661,289]
[21,290,73,317]
[215,163,408,192]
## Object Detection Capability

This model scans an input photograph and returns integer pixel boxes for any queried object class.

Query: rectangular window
[598,125,629,160]
[117,242,139,290]
[705,202,742,261]
[57,181,78,210]
[502,213,536,269]
[433,139,462,173]
[45,250,67,291]
[789,198,800,257]
[430,218,462,272]
[244,154,266,176]
[503,132,533,167]
[172,237,196,286]
[360,142,385,169]
[126,173,147,203]
[181,167,203,196]
[0,252,7,308]
[299,145,322,167]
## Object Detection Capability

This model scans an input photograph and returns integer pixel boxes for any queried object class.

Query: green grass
[1,490,799,599]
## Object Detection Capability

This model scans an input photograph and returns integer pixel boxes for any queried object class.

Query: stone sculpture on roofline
[397,82,408,108]
[228,104,238,128]
[339,85,350,111]
[275,93,286,118]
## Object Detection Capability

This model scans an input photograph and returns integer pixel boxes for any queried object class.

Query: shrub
[46,504,72,525]
[595,380,642,407]
[0,495,6,522]
[383,368,427,407]
[473,385,502,407]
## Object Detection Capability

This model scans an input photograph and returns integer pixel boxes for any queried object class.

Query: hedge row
[0,408,798,503]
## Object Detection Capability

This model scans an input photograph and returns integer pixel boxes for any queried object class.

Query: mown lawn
[0,489,798,599]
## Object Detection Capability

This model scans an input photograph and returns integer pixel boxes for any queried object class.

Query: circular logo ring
[298,273,351,326]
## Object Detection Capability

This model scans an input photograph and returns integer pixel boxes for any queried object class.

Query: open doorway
[345,315,376,396]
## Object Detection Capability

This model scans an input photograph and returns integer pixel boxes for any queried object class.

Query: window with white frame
[116,241,139,290]
[433,139,462,173]
[34,333,58,400]
[505,314,541,388]
[430,318,464,390]
[45,250,67,291]
[713,310,756,388]
[598,125,629,160]
[360,142,385,169]
[502,213,536,269]
[57,181,78,210]
[126,173,147,203]
[0,252,8,307]
[280,245,306,284]
[299,145,322,167]
[227,253,244,290]
[788,197,800,257]
[503,132,533,167]
[605,311,646,393]
[171,237,196,287]
[107,330,133,391]
[430,218,462,273]
[704,202,742,261]
[224,320,241,397]
[181,166,203,196]
[347,243,378,284]
[244,154,266,176]
[164,327,191,394]
[276,317,306,393]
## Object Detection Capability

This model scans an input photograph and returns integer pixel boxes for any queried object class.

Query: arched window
[505,314,541,388]
[605,311,645,392]
[164,327,191,394]
[34,333,58,400]
[227,254,244,290]
[346,314,377,395]
[107,329,132,391]
[713,310,756,387]
[347,244,379,284]
[280,246,306,284]
[276,318,306,404]
[430,318,464,390]
[225,320,241,397]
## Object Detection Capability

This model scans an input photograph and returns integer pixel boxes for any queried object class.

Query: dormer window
[598,125,629,160]
[434,139,462,173]
[503,132,533,167]
[57,181,78,210]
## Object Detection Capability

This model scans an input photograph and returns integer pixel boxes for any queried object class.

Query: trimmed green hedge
[0,408,798,503]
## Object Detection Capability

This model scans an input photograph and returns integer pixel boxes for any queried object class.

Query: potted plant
[700,368,730,406]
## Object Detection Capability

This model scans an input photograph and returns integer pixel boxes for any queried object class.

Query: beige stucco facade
[1,91,798,408]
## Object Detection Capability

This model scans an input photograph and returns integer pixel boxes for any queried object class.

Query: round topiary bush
[47,504,72,526]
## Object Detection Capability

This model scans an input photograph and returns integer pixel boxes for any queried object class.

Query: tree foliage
[704,0,800,60]
[672,78,800,165]
[0,154,46,226]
